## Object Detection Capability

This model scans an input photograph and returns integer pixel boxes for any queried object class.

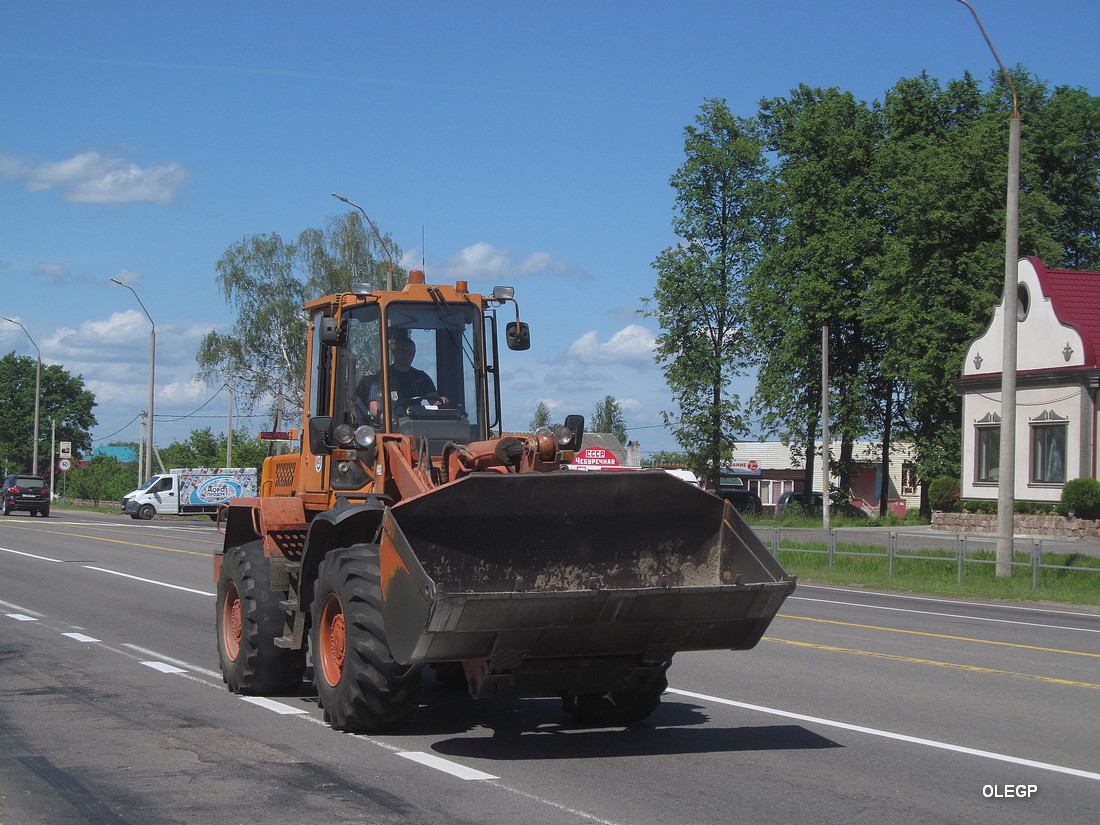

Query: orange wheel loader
[214,270,796,732]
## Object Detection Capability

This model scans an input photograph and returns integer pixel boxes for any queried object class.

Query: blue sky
[3,0,1099,461]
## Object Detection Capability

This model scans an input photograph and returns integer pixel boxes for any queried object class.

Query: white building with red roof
[957,256,1100,502]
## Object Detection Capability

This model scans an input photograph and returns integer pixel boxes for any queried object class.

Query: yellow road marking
[0,523,214,557]
[763,637,1100,689]
[778,613,1099,658]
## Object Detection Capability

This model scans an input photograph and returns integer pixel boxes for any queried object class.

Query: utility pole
[955,0,1021,577]
[226,379,234,468]
[822,325,831,533]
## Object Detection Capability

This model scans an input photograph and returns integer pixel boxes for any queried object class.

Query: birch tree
[644,99,768,484]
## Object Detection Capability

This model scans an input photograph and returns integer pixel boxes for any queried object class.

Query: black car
[716,487,763,515]
[2,473,51,517]
[774,490,867,518]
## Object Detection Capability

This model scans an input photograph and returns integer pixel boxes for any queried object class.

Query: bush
[1058,477,1100,519]
[928,477,961,512]
[960,499,996,514]
[1015,500,1056,515]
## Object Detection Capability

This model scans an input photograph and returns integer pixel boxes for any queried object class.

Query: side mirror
[563,414,585,451]
[319,317,347,346]
[308,416,333,455]
[506,321,531,351]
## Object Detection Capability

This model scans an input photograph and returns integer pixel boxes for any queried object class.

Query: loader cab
[370,300,486,452]
[315,293,493,457]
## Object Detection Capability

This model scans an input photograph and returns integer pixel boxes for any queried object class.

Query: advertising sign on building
[725,460,761,476]
[573,447,620,467]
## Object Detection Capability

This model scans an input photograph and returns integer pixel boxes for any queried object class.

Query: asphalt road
[1,509,1097,824]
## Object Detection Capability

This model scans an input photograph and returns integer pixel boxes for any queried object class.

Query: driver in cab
[367,337,448,419]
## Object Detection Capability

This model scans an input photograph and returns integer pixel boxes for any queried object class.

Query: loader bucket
[378,469,795,680]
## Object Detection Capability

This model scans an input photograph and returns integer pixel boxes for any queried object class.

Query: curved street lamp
[111,278,156,483]
[955,0,1021,578]
[3,318,41,474]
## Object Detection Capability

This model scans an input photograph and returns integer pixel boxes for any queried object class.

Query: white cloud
[0,149,191,204]
[567,324,656,366]
[34,261,71,285]
[109,268,145,287]
[159,377,213,404]
[435,242,591,282]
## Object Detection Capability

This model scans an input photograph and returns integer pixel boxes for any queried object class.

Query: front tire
[216,540,306,695]
[570,668,669,726]
[311,544,422,732]
[138,503,156,520]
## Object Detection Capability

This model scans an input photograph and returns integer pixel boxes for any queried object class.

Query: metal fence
[753,526,1100,591]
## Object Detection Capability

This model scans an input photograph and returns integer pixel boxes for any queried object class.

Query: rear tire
[216,540,306,695]
[311,544,422,732]
[570,669,668,726]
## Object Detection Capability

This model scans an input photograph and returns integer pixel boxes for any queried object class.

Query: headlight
[334,424,376,451]
[553,425,575,448]
[352,425,376,449]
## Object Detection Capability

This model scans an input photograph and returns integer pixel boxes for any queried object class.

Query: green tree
[645,99,768,485]
[67,453,135,505]
[0,352,97,475]
[529,400,558,432]
[748,85,885,496]
[1013,78,1100,269]
[159,427,270,475]
[198,212,404,429]
[869,69,1071,516]
[590,395,628,444]
[742,69,1099,518]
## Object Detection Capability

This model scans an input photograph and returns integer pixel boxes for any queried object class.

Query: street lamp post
[331,193,396,290]
[3,318,41,474]
[111,278,156,483]
[955,0,1021,578]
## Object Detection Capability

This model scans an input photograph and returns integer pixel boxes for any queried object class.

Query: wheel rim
[318,593,346,687]
[222,581,242,661]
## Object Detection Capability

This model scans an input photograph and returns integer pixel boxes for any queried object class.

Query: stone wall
[932,511,1100,538]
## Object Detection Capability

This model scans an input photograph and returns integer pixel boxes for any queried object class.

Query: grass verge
[777,542,1100,607]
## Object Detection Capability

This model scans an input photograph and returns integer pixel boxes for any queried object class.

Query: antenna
[331,193,395,290]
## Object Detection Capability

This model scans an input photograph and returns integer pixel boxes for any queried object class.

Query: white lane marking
[6,613,38,622]
[788,595,1100,634]
[62,632,100,643]
[122,644,223,680]
[0,599,44,616]
[83,566,214,597]
[142,660,187,674]
[0,546,64,562]
[667,688,1100,782]
[398,751,499,781]
[241,696,309,715]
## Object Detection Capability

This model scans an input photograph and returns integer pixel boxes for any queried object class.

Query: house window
[975,423,1000,483]
[901,463,918,495]
[1031,412,1068,484]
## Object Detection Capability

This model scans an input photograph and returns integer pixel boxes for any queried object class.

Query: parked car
[716,487,763,515]
[2,473,51,517]
[774,490,867,518]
